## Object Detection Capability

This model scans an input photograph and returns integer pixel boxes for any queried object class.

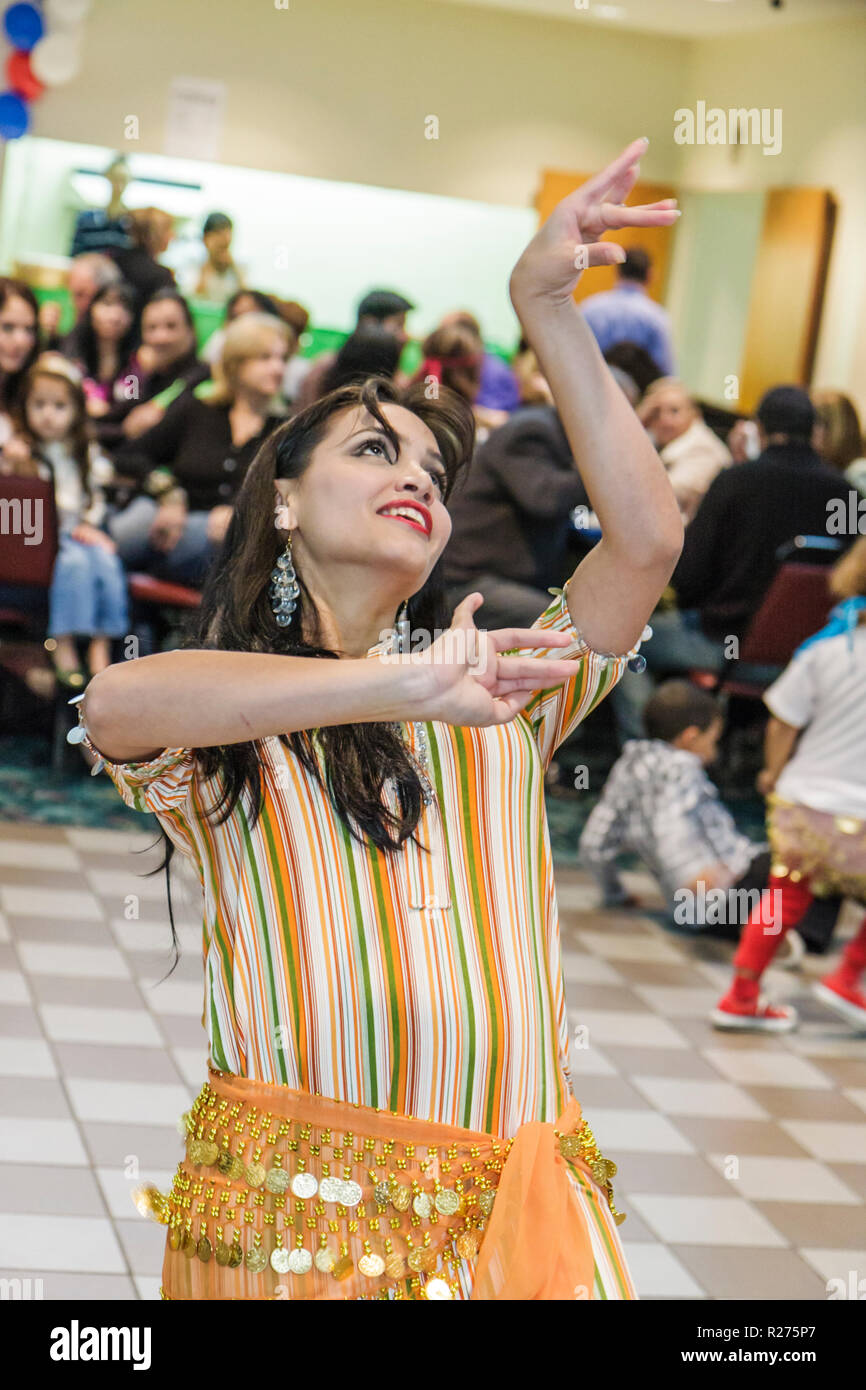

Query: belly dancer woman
[72,138,683,1300]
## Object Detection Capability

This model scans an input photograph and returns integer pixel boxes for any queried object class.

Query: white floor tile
[111,919,200,954]
[578,1107,695,1155]
[555,883,601,911]
[0,1038,55,1078]
[83,870,168,902]
[0,885,103,921]
[620,1241,707,1298]
[42,1006,162,1047]
[0,842,80,871]
[17,942,130,980]
[632,1077,768,1120]
[0,1212,125,1271]
[0,910,8,943]
[570,1010,688,1049]
[628,1195,788,1247]
[0,1116,87,1165]
[66,1078,190,1126]
[798,1249,866,1291]
[561,951,624,986]
[171,1047,208,1087]
[779,1120,866,1163]
[706,1152,862,1204]
[65,828,155,856]
[843,1089,866,1116]
[0,971,31,1004]
[576,930,684,963]
[702,1048,834,1090]
[134,1275,162,1301]
[139,980,202,1016]
[95,1166,176,1220]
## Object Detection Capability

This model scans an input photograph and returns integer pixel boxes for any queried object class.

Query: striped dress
[104,588,635,1298]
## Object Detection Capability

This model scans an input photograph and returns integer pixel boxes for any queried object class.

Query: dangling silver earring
[395,600,410,655]
[270,532,299,627]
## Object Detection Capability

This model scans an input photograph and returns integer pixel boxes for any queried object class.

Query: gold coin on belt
[435,1189,461,1216]
[245,1162,266,1188]
[228,1242,243,1269]
[559,1135,582,1160]
[181,1230,197,1259]
[245,1246,268,1273]
[168,1225,182,1251]
[407,1248,427,1272]
[200,1142,219,1166]
[197,1235,212,1263]
[340,1179,362,1208]
[215,1240,231,1266]
[187,1139,206,1165]
[314,1246,337,1273]
[265,1167,290,1194]
[478,1190,496,1216]
[358,1253,386,1277]
[425,1277,453,1300]
[385,1253,407,1279]
[318,1177,344,1203]
[331,1254,354,1281]
[291,1172,318,1200]
[373,1182,391,1206]
[455,1230,479,1259]
[216,1152,234,1176]
[418,1249,438,1272]
[413,1192,433,1219]
[270,1248,291,1274]
[391,1185,412,1212]
[226,1155,245,1182]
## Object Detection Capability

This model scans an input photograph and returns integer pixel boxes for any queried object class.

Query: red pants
[734,874,866,982]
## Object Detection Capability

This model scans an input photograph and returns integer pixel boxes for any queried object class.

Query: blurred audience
[321,323,402,395]
[437,310,520,414]
[0,277,39,450]
[102,289,210,448]
[812,388,866,497]
[40,252,122,350]
[443,399,589,629]
[192,212,244,305]
[294,288,413,410]
[69,154,132,260]
[414,320,506,438]
[638,377,732,523]
[69,281,139,427]
[581,248,675,375]
[603,341,664,397]
[108,312,289,586]
[107,207,176,314]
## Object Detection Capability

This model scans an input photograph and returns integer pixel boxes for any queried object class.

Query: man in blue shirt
[580,247,675,376]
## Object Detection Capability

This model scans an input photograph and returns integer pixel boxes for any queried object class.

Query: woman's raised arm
[509,137,685,658]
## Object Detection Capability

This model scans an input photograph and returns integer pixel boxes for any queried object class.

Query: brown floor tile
[753,1202,866,1250]
[0,944,18,970]
[609,960,713,988]
[673,1117,812,1158]
[570,1074,653,1110]
[739,1086,866,1122]
[156,1015,207,1048]
[828,1163,866,1201]
[564,984,649,1012]
[615,1153,734,1197]
[29,976,145,1009]
[0,1162,105,1215]
[0,868,87,891]
[58,1044,182,1085]
[0,822,67,842]
[0,1077,70,1118]
[9,919,109,946]
[0,1004,44,1038]
[603,1046,723,1081]
[81,1122,184,1170]
[670,1246,828,1301]
[808,1057,866,1089]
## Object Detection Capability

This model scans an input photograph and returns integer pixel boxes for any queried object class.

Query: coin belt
[138,1077,624,1301]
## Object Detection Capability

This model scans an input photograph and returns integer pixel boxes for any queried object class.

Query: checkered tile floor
[1,817,865,1300]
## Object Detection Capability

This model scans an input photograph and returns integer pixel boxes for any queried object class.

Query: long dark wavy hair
[151,376,475,972]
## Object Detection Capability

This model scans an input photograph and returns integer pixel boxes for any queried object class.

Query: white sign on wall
[163,78,227,162]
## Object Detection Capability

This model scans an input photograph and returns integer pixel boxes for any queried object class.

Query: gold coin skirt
[769,795,866,904]
[142,1066,626,1301]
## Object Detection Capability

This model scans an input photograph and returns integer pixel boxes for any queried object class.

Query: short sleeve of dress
[516,587,633,772]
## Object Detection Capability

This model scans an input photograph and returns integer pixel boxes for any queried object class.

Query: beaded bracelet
[66,691,107,776]
[502,583,651,673]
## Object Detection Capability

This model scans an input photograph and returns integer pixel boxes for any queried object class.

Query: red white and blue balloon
[1,0,91,139]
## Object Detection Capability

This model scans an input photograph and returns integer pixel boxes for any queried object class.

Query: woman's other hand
[149,502,187,553]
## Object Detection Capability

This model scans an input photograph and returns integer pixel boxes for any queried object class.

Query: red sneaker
[711,992,798,1033]
[812,976,866,1031]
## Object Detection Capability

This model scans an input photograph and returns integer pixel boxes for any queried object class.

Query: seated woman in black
[108,312,288,587]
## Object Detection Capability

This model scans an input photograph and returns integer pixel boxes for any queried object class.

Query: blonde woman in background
[812,388,866,498]
[638,377,732,524]
[108,312,289,586]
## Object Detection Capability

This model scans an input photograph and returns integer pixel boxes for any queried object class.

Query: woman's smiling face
[279,402,452,587]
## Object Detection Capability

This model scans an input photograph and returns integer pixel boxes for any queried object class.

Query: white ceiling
[429,0,866,39]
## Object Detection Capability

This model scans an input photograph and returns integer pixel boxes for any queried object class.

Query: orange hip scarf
[138,1065,626,1301]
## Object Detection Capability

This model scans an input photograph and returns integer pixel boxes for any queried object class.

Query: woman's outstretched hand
[410,592,577,727]
[510,137,680,312]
